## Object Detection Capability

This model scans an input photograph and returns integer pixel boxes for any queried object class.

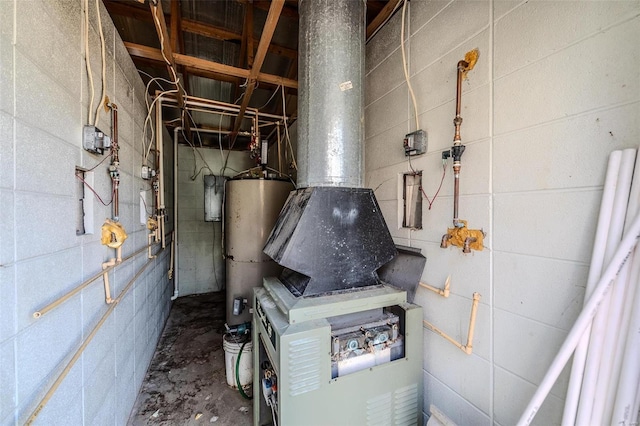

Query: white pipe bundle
[519,148,640,426]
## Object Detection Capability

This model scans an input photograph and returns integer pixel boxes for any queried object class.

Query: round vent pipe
[297,0,366,188]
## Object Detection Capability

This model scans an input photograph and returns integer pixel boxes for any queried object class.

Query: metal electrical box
[204,175,226,222]
[253,278,423,426]
[404,130,427,157]
[83,125,111,155]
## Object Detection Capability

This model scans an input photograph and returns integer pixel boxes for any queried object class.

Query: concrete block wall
[0,1,174,424]
[176,145,251,295]
[365,0,640,424]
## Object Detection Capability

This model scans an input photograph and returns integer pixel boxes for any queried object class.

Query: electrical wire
[94,0,107,126]
[420,161,447,210]
[142,88,179,164]
[270,401,278,426]
[401,0,420,131]
[84,0,95,126]
[85,150,114,172]
[139,191,152,216]
[280,86,297,170]
[256,85,281,110]
[75,173,114,206]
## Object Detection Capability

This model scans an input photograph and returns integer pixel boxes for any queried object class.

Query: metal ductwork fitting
[297,0,365,188]
[264,0,398,297]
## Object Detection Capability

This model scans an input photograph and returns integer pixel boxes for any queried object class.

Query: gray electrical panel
[204,175,225,222]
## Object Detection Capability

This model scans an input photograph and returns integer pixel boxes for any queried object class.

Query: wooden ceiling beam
[366,0,402,39]
[249,1,298,18]
[231,0,285,137]
[125,42,298,90]
[104,1,297,59]
[149,0,185,108]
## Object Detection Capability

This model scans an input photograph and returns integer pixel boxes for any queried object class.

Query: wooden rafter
[149,0,185,108]
[231,0,285,137]
[366,0,402,39]
[249,1,298,18]
[103,0,297,59]
[125,42,298,90]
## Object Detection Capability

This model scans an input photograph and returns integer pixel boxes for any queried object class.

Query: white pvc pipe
[157,97,165,210]
[632,383,640,425]
[611,255,640,424]
[601,150,640,424]
[171,127,180,301]
[590,149,638,424]
[591,254,632,424]
[576,148,636,425]
[562,151,622,426]
[517,209,640,426]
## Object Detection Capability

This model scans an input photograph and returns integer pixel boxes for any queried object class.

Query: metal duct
[297,0,366,188]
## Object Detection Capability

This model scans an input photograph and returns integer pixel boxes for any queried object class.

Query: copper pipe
[453,163,461,225]
[108,103,120,220]
[451,61,468,227]
[441,233,452,248]
[463,236,477,254]
[453,60,468,144]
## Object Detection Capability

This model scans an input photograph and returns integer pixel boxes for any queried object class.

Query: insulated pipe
[25,246,163,426]
[422,292,481,355]
[32,244,151,319]
[576,148,636,425]
[562,150,622,426]
[517,208,640,426]
[419,275,451,298]
[297,0,365,188]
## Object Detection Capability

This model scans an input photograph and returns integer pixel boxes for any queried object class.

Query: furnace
[250,1,424,425]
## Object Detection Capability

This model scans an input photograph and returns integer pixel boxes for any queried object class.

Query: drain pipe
[171,126,180,300]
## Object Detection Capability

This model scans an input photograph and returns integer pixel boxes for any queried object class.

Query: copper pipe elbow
[463,237,477,253]
[441,233,452,249]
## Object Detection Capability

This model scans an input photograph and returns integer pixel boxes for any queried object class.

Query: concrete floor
[128,293,253,426]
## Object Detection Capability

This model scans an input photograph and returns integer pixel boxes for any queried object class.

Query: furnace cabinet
[253,278,424,426]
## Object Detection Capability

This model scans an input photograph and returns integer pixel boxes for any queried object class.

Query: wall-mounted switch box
[141,165,156,180]
[404,130,427,156]
[83,125,111,155]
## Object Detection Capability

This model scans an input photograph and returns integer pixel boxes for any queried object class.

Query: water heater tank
[225,178,293,326]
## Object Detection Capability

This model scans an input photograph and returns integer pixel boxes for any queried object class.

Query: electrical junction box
[404,129,427,156]
[141,165,156,180]
[83,125,111,155]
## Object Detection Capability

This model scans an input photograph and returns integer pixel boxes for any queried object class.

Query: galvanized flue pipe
[297,0,366,188]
